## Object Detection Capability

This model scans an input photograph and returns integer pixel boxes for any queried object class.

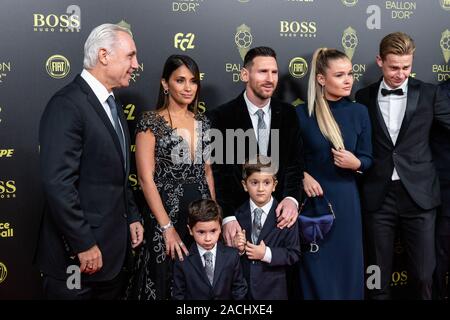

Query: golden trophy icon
[235,24,253,61]
[342,26,358,61]
[117,20,132,35]
[342,0,358,7]
[440,29,450,64]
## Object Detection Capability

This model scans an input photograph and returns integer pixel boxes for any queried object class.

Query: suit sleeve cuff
[222,216,237,226]
[284,196,299,208]
[261,246,272,263]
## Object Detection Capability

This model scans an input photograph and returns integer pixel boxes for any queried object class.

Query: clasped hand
[233,230,266,260]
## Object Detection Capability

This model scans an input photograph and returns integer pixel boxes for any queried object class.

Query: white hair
[83,23,132,69]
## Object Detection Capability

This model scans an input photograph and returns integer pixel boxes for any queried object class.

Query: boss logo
[280,21,317,37]
[0,180,16,198]
[33,14,80,29]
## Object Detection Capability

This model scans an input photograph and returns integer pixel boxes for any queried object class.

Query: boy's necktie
[252,208,264,244]
[203,251,214,285]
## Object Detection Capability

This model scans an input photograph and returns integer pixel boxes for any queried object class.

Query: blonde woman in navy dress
[296,48,373,299]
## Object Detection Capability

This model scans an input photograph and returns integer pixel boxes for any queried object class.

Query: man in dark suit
[431,78,450,300]
[36,23,144,299]
[355,32,450,299]
[208,46,303,246]
[172,199,247,300]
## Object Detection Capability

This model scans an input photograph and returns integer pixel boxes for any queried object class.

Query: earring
[163,89,169,95]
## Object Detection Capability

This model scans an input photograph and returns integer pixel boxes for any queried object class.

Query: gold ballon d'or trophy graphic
[342,0,358,7]
[235,24,253,61]
[440,29,450,64]
[0,262,7,284]
[342,27,358,61]
[117,20,132,35]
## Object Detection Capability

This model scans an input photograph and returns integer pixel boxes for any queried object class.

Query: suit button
[393,152,397,156]
[123,213,127,218]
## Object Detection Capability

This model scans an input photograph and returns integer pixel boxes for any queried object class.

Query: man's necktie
[381,88,404,96]
[106,95,126,164]
[256,109,269,156]
[252,208,264,244]
[203,251,214,285]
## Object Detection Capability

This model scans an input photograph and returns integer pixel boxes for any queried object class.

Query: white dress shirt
[81,69,125,141]
[377,78,408,180]
[243,90,271,141]
[197,243,217,270]
[249,197,274,263]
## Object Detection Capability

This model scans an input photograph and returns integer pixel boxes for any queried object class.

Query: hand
[163,227,189,261]
[78,245,103,275]
[245,240,266,260]
[303,172,324,198]
[222,220,242,247]
[331,148,361,171]
[233,229,247,254]
[275,198,299,229]
[130,221,144,248]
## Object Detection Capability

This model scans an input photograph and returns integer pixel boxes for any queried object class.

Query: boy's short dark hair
[242,155,278,181]
[243,46,277,68]
[188,199,222,228]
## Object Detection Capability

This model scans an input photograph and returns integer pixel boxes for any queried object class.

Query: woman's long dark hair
[156,54,201,115]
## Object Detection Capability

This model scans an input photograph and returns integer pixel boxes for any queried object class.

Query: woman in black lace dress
[125,55,215,300]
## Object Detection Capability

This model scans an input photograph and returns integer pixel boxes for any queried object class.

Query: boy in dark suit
[172,199,247,300]
[233,155,300,300]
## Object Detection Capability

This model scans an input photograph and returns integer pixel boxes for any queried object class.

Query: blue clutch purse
[298,195,336,253]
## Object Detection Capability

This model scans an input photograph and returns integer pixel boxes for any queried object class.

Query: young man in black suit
[355,32,450,299]
[172,199,247,300]
[36,23,144,299]
[209,47,303,246]
[431,78,450,300]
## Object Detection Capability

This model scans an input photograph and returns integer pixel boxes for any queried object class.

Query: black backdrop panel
[0,0,448,299]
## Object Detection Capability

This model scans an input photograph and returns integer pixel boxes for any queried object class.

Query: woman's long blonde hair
[307,48,350,150]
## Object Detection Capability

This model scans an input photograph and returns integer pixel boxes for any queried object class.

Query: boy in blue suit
[233,155,301,300]
[172,199,247,300]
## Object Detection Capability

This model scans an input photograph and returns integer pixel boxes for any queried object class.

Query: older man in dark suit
[36,23,143,299]
[356,32,450,300]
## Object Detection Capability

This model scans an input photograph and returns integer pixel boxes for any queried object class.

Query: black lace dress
[125,111,211,300]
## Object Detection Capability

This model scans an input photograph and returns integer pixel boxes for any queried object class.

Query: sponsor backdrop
[0,0,448,299]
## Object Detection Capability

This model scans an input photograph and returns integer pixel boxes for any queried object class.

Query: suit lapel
[371,81,395,147]
[76,75,126,170]
[235,93,254,131]
[212,243,225,288]
[234,94,258,158]
[396,79,420,144]
[237,201,252,236]
[268,101,281,156]
[116,98,130,174]
[187,244,213,287]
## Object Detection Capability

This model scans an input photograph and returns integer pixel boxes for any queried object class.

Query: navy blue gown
[296,98,372,300]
